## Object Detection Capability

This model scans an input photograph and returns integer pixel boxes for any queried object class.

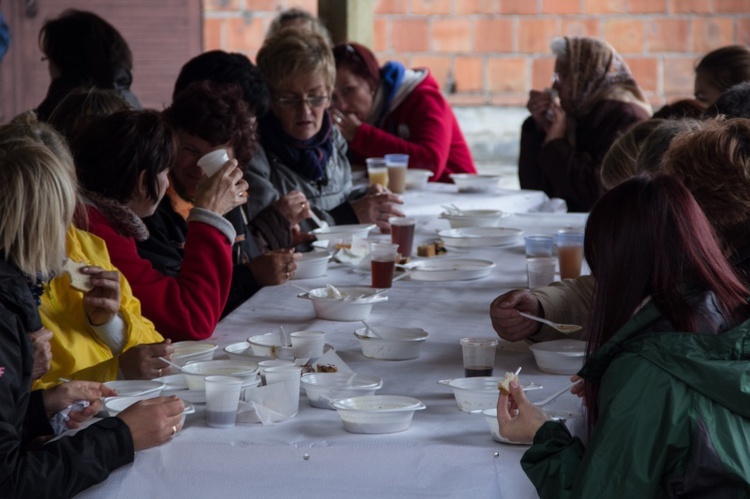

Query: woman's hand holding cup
[193,159,248,215]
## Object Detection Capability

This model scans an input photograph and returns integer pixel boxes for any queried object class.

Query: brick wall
[204,0,750,107]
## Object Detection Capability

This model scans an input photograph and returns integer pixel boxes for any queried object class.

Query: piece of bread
[417,243,436,257]
[497,372,519,395]
[316,364,338,373]
[61,259,93,292]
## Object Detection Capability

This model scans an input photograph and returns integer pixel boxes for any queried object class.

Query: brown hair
[695,45,750,94]
[71,110,176,204]
[164,81,257,169]
[47,87,130,143]
[333,43,381,92]
[600,119,665,191]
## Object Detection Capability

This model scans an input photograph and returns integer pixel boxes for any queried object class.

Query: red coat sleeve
[86,208,232,340]
[349,75,457,182]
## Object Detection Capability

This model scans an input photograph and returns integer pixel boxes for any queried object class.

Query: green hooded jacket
[521,296,750,498]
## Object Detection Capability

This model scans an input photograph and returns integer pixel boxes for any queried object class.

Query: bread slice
[61,259,94,292]
[497,372,519,395]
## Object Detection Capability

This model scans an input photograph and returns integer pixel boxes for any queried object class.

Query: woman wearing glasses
[331,42,477,183]
[247,28,403,232]
[519,36,651,212]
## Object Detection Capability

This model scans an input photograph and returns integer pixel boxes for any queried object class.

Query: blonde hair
[0,140,76,278]
[265,8,331,43]
[257,27,335,91]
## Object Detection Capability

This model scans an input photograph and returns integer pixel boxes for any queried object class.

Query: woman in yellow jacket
[34,226,172,389]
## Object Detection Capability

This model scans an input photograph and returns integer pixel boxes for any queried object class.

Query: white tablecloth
[77,188,589,499]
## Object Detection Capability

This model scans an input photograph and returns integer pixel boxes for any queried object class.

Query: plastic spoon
[288,282,311,294]
[517,312,582,334]
[533,383,576,407]
[279,326,291,347]
[158,357,185,373]
[360,320,384,339]
[308,210,329,231]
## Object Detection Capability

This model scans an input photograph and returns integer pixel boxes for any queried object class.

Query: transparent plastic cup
[204,375,243,428]
[526,257,557,288]
[524,235,554,258]
[460,337,498,377]
[366,158,388,188]
[556,231,584,280]
[385,154,409,194]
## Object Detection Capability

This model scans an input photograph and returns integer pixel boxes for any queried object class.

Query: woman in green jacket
[498,174,750,498]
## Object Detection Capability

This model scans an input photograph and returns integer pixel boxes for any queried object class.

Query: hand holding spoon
[517,312,582,334]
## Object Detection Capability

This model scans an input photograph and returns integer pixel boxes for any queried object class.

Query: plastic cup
[556,231,584,280]
[197,149,229,177]
[289,331,325,359]
[389,217,416,258]
[366,158,388,188]
[258,359,294,385]
[524,235,554,257]
[385,154,409,194]
[370,242,399,288]
[460,337,498,377]
[204,375,243,428]
[263,365,303,416]
[526,257,557,288]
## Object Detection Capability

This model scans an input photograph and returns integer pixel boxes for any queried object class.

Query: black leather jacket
[0,259,134,498]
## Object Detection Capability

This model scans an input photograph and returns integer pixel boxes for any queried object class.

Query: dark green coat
[522,296,750,498]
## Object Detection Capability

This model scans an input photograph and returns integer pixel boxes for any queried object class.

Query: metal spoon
[517,312,582,334]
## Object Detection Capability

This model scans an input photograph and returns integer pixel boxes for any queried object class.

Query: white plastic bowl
[481,408,579,444]
[529,339,587,375]
[440,377,541,412]
[312,224,376,242]
[405,169,434,189]
[247,333,294,359]
[224,341,269,362]
[171,341,218,366]
[298,286,388,321]
[181,360,259,391]
[105,396,194,426]
[103,380,164,399]
[331,395,426,434]
[353,327,428,360]
[301,373,383,409]
[292,251,331,280]
[449,173,501,193]
[440,210,505,228]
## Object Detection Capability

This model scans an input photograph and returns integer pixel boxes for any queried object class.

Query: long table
[77,186,588,499]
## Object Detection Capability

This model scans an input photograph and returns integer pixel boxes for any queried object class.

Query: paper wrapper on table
[237,383,298,425]
[332,235,369,265]
[529,197,567,213]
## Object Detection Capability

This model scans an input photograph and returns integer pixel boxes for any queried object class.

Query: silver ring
[336,116,342,124]
[171,425,177,437]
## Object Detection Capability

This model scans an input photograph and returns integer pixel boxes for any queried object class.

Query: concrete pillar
[318,0,373,47]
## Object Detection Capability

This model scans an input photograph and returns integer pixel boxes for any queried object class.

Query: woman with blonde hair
[520,36,651,212]
[0,115,171,387]
[248,28,403,232]
[0,138,183,497]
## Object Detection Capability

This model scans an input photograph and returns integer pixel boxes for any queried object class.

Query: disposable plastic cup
[385,154,409,194]
[460,337,498,378]
[204,375,242,428]
[370,242,399,288]
[258,359,294,385]
[389,217,416,258]
[524,235,554,258]
[556,231,584,280]
[197,149,230,177]
[289,331,325,359]
[527,257,557,288]
[366,158,388,188]
[263,366,303,416]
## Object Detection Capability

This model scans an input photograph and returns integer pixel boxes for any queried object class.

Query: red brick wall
[203,0,750,107]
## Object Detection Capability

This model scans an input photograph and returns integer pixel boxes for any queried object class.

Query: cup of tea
[366,158,388,189]
[460,337,498,377]
[556,230,584,280]
[197,149,230,178]
[388,217,416,258]
[370,242,399,288]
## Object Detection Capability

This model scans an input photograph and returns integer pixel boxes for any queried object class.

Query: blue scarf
[374,61,406,128]
[259,111,334,185]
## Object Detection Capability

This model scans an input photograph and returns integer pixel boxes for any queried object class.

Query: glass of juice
[370,242,399,288]
[366,157,388,189]
[556,230,584,280]
[388,217,416,258]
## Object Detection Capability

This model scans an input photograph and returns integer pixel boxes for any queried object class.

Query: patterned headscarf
[557,37,652,144]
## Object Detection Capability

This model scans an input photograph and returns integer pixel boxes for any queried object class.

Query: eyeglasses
[274,94,330,109]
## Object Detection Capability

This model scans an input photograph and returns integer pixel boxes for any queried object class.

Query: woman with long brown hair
[497,175,750,497]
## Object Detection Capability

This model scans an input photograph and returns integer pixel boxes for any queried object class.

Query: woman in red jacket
[331,42,476,182]
[71,110,248,341]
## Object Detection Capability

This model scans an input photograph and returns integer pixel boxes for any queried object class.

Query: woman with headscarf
[331,42,477,182]
[519,36,651,212]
